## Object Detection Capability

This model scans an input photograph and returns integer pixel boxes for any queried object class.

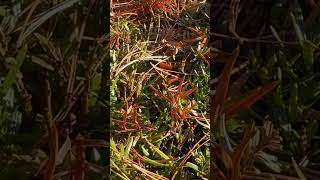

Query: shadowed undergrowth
[0,1,108,179]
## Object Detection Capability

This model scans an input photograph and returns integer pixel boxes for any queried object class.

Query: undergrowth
[0,1,107,179]
[111,0,320,179]
[110,0,210,179]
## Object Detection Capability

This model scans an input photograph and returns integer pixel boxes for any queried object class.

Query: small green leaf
[269,25,284,47]
[142,156,169,167]
[31,56,54,71]
[301,41,314,69]
[140,145,150,156]
[125,136,134,157]
[1,45,27,95]
[0,6,7,16]
[185,162,199,171]
[290,12,305,42]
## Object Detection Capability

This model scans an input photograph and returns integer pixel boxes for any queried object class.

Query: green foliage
[110,0,210,179]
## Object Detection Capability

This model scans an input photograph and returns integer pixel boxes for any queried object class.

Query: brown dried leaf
[150,85,171,102]
[167,76,179,86]
[211,46,240,124]
[231,126,256,180]
[181,88,195,99]
[225,81,279,117]
[177,77,185,96]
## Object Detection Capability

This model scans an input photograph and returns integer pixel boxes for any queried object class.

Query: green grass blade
[290,12,305,43]
[142,156,169,167]
[1,45,27,95]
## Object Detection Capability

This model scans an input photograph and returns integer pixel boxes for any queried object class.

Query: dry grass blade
[211,46,240,126]
[177,76,185,96]
[228,0,240,39]
[211,161,227,180]
[125,160,169,180]
[56,136,71,166]
[16,0,41,45]
[225,81,279,117]
[122,100,129,129]
[181,88,196,99]
[231,126,256,180]
[167,76,179,85]
[149,0,176,15]
[210,47,240,179]
[150,85,171,102]
[43,80,58,180]
[67,54,78,96]
[54,82,85,123]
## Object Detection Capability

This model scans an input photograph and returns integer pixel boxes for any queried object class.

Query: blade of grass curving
[228,0,240,39]
[185,162,199,172]
[17,0,80,46]
[17,0,41,44]
[31,56,54,71]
